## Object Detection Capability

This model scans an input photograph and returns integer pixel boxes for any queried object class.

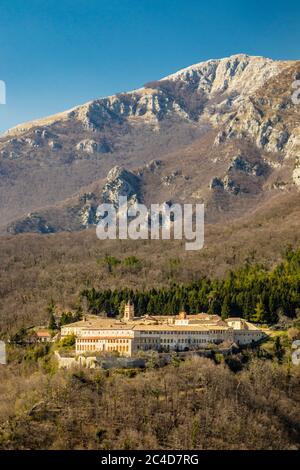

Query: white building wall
[233,330,264,345]
[72,321,264,357]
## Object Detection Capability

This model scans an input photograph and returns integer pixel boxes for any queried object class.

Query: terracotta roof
[36,330,51,337]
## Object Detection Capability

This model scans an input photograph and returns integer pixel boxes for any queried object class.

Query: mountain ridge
[3,53,291,136]
[0,54,299,233]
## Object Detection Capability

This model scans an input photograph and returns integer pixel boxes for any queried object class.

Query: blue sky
[0,0,299,133]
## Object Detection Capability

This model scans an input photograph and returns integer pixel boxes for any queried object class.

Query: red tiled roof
[36,331,51,337]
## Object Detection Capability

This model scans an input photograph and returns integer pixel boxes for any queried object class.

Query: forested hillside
[1,193,300,336]
[0,353,299,450]
[82,248,300,323]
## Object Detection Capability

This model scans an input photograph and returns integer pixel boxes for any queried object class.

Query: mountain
[1,53,300,332]
[0,54,300,233]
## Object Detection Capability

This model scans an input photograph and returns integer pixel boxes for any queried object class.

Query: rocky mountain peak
[2,54,288,140]
[1,54,299,234]
[161,54,283,96]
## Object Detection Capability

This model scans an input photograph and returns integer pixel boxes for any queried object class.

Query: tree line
[80,248,300,324]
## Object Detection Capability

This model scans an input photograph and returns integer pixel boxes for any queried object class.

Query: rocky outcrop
[164,54,282,97]
[49,140,62,150]
[146,159,162,172]
[293,157,300,187]
[7,213,56,234]
[78,193,100,227]
[6,192,103,234]
[223,175,241,195]
[209,175,241,195]
[76,139,110,154]
[210,177,224,190]
[137,159,163,177]
[0,127,62,156]
[210,153,268,196]
[213,62,300,178]
[102,166,141,206]
[229,155,266,177]
[5,166,142,234]
[161,170,182,186]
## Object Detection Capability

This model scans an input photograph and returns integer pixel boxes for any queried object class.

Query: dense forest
[1,264,300,450]
[81,248,300,324]
[1,191,300,335]
[1,249,300,450]
[1,349,299,450]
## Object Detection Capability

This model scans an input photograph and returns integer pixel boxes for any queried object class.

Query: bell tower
[124,301,134,321]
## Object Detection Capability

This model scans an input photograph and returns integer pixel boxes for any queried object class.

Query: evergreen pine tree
[48,312,57,330]
[221,295,231,320]
[274,336,284,363]
[251,298,265,323]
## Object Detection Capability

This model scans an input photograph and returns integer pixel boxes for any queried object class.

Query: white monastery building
[61,302,265,357]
